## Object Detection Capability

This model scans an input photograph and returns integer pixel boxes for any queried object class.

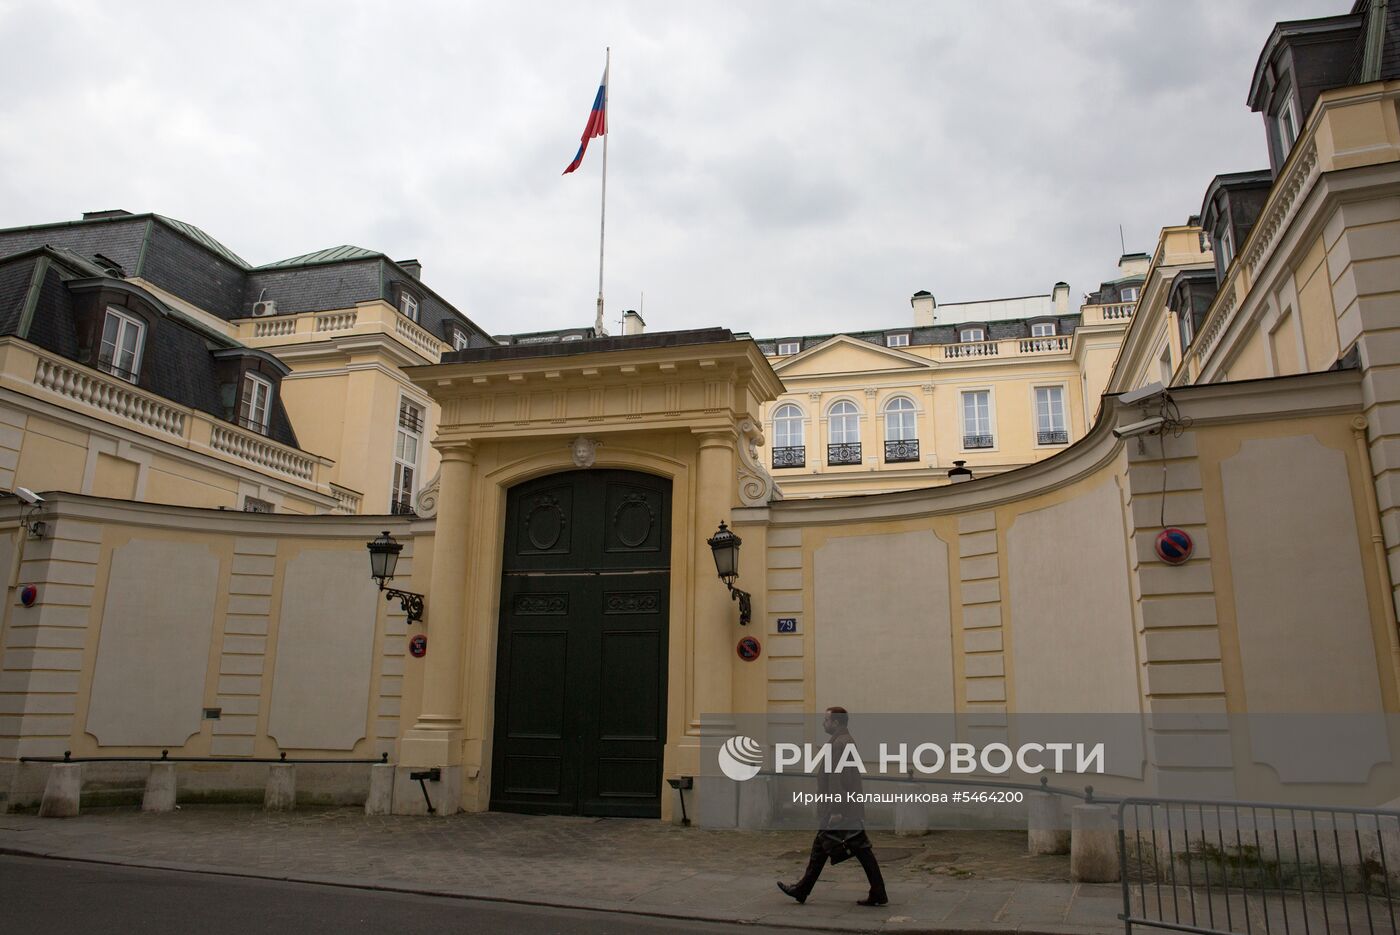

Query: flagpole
[595,47,610,336]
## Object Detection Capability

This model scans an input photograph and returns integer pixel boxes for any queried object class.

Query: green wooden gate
[490,469,671,817]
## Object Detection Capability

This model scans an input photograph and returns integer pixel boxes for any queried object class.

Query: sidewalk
[0,808,1123,933]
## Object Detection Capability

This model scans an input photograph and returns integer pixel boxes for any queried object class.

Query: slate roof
[0,245,301,449]
[255,245,380,269]
[0,212,493,345]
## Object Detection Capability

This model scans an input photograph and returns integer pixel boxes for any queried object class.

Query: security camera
[13,487,43,506]
[1112,417,1166,440]
[1118,382,1167,407]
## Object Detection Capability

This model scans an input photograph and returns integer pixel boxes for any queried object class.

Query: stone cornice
[411,338,783,446]
[0,490,407,537]
[407,337,781,397]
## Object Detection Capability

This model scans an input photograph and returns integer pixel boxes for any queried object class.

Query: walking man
[777,706,888,906]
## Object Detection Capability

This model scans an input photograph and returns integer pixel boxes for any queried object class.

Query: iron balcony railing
[963,434,994,449]
[771,446,806,469]
[390,498,416,516]
[96,353,139,383]
[884,439,919,463]
[1037,429,1069,445]
[234,414,271,435]
[398,408,424,433]
[827,442,862,465]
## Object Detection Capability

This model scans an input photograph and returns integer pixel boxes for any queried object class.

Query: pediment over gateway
[774,336,932,378]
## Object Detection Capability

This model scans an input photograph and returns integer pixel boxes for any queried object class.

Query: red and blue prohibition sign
[1154,527,1194,565]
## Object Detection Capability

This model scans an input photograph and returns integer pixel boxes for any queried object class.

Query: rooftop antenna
[1119,225,1126,256]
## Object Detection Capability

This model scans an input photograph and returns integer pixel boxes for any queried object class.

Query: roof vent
[82,210,133,220]
[251,299,278,317]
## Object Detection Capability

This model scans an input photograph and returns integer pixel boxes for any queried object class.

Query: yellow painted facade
[5,10,1400,824]
[758,298,1134,498]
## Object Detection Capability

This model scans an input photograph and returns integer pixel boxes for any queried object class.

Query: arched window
[883,396,919,463]
[772,403,806,469]
[883,396,916,441]
[773,403,804,448]
[827,400,860,443]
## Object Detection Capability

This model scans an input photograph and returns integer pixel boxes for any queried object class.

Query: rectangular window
[392,399,424,514]
[1121,286,1140,303]
[1160,347,1174,385]
[238,372,274,434]
[1217,225,1235,271]
[1179,304,1195,349]
[400,292,419,323]
[98,307,145,382]
[1030,322,1056,337]
[960,327,985,343]
[777,341,800,356]
[961,390,993,448]
[1279,92,1299,152]
[1035,386,1067,444]
[886,333,910,347]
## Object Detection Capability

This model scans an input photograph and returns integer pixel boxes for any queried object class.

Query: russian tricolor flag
[563,67,608,175]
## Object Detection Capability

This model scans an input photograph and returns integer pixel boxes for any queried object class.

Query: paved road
[0,855,802,935]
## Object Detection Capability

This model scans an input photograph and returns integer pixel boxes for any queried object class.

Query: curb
[0,844,1121,935]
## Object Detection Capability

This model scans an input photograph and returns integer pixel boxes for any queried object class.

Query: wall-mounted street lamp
[366,530,424,624]
[947,460,974,484]
[706,521,752,626]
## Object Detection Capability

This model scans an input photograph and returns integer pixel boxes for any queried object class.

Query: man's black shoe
[857,894,889,907]
[777,881,807,904]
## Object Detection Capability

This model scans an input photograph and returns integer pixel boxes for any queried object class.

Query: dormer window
[1030,322,1057,337]
[1216,226,1235,272]
[400,291,419,323]
[98,307,145,383]
[453,331,470,351]
[960,327,985,343]
[1277,90,1300,154]
[238,372,274,435]
[1121,286,1140,303]
[886,333,910,348]
[777,341,800,355]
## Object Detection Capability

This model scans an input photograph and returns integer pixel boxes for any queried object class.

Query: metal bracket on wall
[408,767,441,814]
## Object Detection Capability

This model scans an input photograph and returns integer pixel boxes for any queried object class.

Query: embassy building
[2,1,1400,825]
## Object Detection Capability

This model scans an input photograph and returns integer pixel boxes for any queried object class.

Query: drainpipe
[1353,416,1400,698]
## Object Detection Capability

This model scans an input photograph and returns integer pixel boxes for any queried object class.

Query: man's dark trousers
[791,831,886,900]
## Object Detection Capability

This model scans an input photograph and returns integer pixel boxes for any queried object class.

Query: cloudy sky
[0,0,1339,339]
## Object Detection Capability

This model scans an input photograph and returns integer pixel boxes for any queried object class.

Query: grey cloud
[0,0,1344,340]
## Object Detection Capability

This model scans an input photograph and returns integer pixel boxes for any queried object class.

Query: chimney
[622,309,646,335]
[1052,282,1070,315]
[397,259,422,279]
[910,290,936,327]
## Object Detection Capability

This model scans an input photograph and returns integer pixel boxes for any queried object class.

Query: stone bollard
[39,762,81,818]
[1028,792,1070,855]
[364,763,394,816]
[895,782,930,837]
[737,775,773,829]
[142,762,177,813]
[264,763,296,811]
[1070,803,1120,882]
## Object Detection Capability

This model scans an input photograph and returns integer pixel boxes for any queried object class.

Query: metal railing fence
[1119,797,1400,934]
